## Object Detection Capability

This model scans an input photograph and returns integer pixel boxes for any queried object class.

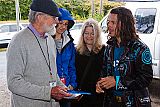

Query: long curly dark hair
[110,7,139,46]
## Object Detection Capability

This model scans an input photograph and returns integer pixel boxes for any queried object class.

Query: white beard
[43,23,56,35]
[47,25,56,35]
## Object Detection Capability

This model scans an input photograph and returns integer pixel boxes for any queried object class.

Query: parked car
[0,23,28,48]
[70,22,83,31]
[70,22,84,44]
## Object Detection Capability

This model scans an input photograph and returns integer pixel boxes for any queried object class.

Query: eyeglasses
[58,21,69,27]
[45,14,59,21]
[50,16,58,21]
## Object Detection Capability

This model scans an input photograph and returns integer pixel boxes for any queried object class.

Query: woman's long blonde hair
[76,18,102,55]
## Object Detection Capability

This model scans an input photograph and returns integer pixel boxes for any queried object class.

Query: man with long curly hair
[96,7,153,107]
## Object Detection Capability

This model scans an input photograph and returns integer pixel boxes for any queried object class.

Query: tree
[99,0,103,15]
[91,0,95,17]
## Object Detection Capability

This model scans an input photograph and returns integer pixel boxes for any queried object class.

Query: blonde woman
[72,18,105,107]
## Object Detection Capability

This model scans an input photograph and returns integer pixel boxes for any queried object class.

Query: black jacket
[74,46,105,107]
[102,38,153,106]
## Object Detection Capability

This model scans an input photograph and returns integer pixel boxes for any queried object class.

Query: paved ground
[149,79,160,107]
[0,72,11,107]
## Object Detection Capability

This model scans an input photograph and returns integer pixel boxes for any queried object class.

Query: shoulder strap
[79,54,94,89]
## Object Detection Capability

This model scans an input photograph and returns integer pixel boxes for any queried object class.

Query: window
[70,23,83,30]
[101,17,108,33]
[135,8,156,34]
[21,23,28,28]
[10,25,18,32]
[0,25,9,33]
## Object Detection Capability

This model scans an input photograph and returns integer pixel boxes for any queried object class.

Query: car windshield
[135,8,156,34]
[21,23,29,28]
[70,23,83,30]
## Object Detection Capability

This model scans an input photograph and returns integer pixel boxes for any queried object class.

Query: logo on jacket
[142,48,152,64]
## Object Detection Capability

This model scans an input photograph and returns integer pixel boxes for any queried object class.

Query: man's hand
[97,76,116,90]
[96,82,104,93]
[51,86,72,100]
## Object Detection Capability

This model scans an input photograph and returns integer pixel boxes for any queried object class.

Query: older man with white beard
[6,0,72,107]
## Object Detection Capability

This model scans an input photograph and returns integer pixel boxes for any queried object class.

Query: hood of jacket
[61,30,73,49]
[58,8,75,30]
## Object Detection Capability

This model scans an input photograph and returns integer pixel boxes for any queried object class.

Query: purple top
[28,24,48,39]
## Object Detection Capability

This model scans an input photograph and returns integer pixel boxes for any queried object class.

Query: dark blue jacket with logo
[102,38,153,106]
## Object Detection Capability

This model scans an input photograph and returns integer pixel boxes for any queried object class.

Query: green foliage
[19,0,32,20]
[55,0,90,20]
[0,0,122,21]
[0,0,15,21]
[92,14,104,22]
[0,0,31,21]
[103,2,124,16]
[55,0,123,21]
